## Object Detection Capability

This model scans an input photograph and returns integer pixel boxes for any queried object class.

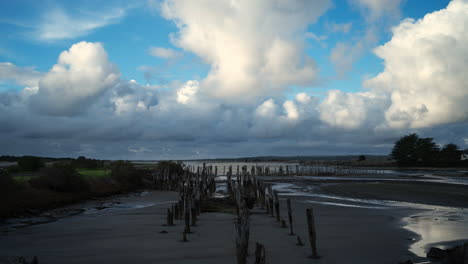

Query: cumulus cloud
[321,0,468,130]
[373,0,468,128]
[36,7,126,41]
[176,80,199,104]
[30,41,120,116]
[149,46,182,59]
[160,0,330,100]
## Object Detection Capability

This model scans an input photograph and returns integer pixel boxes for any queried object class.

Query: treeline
[1,159,185,218]
[390,133,468,167]
[4,156,106,173]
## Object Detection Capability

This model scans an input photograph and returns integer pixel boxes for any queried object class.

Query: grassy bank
[321,182,468,208]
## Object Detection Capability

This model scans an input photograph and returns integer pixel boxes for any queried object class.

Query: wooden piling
[167,208,174,226]
[286,199,294,235]
[306,208,319,258]
[255,243,266,264]
[274,191,280,222]
[296,235,304,246]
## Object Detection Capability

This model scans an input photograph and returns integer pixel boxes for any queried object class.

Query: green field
[77,169,111,179]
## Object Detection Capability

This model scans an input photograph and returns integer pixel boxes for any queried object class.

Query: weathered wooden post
[167,208,174,226]
[181,228,188,242]
[174,203,179,220]
[281,219,287,228]
[255,242,266,264]
[191,206,197,226]
[287,199,294,235]
[296,235,304,246]
[306,208,319,258]
[274,191,280,222]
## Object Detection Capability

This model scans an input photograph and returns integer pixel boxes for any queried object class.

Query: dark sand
[0,190,422,264]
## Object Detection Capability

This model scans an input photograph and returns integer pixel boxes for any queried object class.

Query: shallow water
[268,180,468,258]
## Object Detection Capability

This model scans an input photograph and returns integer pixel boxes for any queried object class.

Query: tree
[390,133,420,166]
[390,133,439,166]
[110,161,142,188]
[439,143,462,164]
[18,156,45,171]
[357,155,366,162]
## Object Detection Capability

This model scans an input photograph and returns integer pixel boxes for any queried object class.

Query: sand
[0,189,425,264]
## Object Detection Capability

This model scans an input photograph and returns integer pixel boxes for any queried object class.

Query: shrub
[31,164,89,192]
[110,161,142,188]
[0,169,18,195]
[155,161,185,175]
[18,156,45,171]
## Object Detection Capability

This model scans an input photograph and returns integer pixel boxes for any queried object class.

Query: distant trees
[71,156,103,169]
[390,133,466,166]
[18,156,45,171]
[357,155,366,162]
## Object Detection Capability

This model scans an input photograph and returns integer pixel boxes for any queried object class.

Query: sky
[0,0,467,160]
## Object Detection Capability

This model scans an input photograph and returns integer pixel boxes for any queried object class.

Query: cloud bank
[0,0,467,159]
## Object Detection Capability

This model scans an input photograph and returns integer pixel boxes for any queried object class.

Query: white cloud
[0,62,43,87]
[176,80,199,104]
[160,0,330,100]
[149,46,182,59]
[295,93,312,104]
[330,27,378,77]
[283,100,299,120]
[255,99,278,118]
[30,41,120,116]
[36,7,125,41]
[327,22,353,33]
[372,0,468,128]
[321,0,468,130]
[349,0,403,20]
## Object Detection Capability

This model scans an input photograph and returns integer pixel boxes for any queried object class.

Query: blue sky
[0,0,466,159]
[0,0,449,92]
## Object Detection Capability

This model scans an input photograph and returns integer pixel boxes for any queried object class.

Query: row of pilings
[152,163,334,263]
[228,165,320,264]
[191,163,387,177]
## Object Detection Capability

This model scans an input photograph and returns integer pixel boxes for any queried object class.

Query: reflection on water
[404,209,468,257]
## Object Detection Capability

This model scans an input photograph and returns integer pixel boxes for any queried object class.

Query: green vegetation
[77,169,111,179]
[110,161,143,189]
[390,133,468,167]
[30,164,89,192]
[18,156,45,171]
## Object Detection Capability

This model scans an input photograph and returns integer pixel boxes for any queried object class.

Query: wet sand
[0,190,422,264]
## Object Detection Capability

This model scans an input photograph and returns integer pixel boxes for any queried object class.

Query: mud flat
[0,188,429,264]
